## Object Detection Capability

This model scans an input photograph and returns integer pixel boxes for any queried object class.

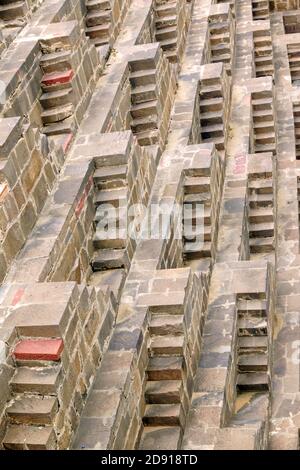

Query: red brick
[13,339,63,361]
[41,70,74,86]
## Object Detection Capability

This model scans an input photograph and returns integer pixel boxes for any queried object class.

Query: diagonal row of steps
[154,0,178,63]
[182,174,212,265]
[0,0,28,23]
[129,59,160,147]
[293,103,300,159]
[199,67,230,152]
[85,0,112,47]
[39,51,74,141]
[248,173,274,257]
[139,307,188,450]
[252,91,276,155]
[92,151,129,271]
[236,296,269,393]
[254,31,273,78]
[251,0,269,21]
[3,339,64,450]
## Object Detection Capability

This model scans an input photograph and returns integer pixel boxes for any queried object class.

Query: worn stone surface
[0,0,299,452]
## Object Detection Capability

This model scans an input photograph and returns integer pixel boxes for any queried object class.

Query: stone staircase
[182,174,212,266]
[236,295,269,393]
[251,89,276,155]
[92,153,128,272]
[248,170,274,258]
[154,0,187,64]
[139,308,186,450]
[254,29,274,78]
[40,56,74,139]
[85,0,112,47]
[199,63,230,152]
[0,0,28,25]
[129,45,175,151]
[251,0,269,21]
[287,41,300,84]
[209,3,235,75]
[293,102,300,158]
[3,338,63,449]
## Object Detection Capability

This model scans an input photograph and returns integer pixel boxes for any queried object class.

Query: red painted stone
[42,69,74,86]
[62,133,73,154]
[11,288,25,306]
[13,339,64,361]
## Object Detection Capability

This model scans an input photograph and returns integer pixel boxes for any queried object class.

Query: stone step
[248,206,274,223]
[199,84,223,100]
[183,223,211,243]
[237,372,269,391]
[253,120,274,134]
[145,380,182,404]
[149,335,184,356]
[255,64,274,75]
[149,315,184,336]
[255,143,276,154]
[0,1,26,21]
[41,70,74,92]
[147,356,183,381]
[85,23,110,40]
[249,236,274,253]
[238,317,268,336]
[183,206,212,225]
[135,129,159,146]
[238,353,268,372]
[159,37,177,51]
[252,109,273,122]
[237,299,267,315]
[40,88,73,110]
[131,100,158,119]
[40,50,71,74]
[10,367,61,394]
[93,164,127,189]
[155,25,177,41]
[143,404,183,426]
[252,97,273,111]
[42,117,74,136]
[200,110,224,126]
[155,2,177,17]
[94,187,127,208]
[184,176,211,193]
[132,115,158,133]
[254,131,275,145]
[41,104,73,125]
[86,0,111,11]
[92,248,127,270]
[184,241,211,259]
[86,9,111,27]
[3,425,55,450]
[94,205,127,229]
[248,192,273,209]
[248,178,273,193]
[130,69,156,87]
[249,222,274,238]
[199,97,223,113]
[155,14,177,29]
[7,396,58,425]
[13,339,63,363]
[238,336,268,354]
[139,426,181,450]
[184,192,211,206]
[93,228,127,249]
[131,83,157,104]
